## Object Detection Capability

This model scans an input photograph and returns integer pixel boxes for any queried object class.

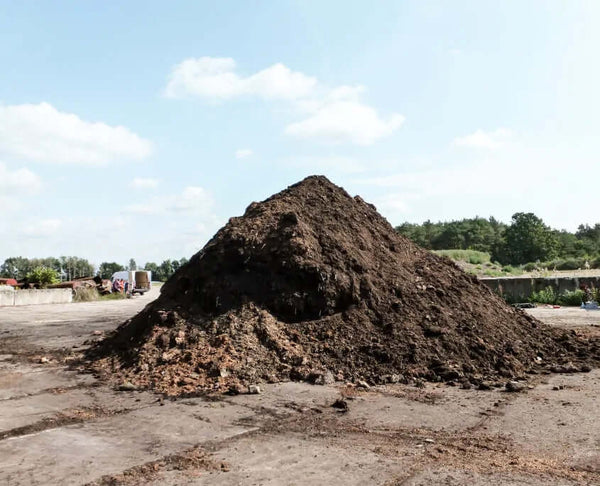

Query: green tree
[157,259,174,281]
[97,262,125,279]
[128,258,137,271]
[500,212,558,265]
[575,224,600,256]
[0,257,32,279]
[60,256,94,280]
[26,266,59,288]
[143,262,159,280]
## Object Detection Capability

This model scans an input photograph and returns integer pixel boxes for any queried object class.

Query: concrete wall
[0,289,73,307]
[480,276,600,301]
[0,288,14,306]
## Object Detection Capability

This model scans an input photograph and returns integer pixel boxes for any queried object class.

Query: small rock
[219,368,230,378]
[118,382,137,391]
[356,380,370,390]
[424,438,435,443]
[247,385,262,395]
[92,330,103,336]
[477,382,492,391]
[563,363,580,373]
[331,399,348,412]
[174,330,186,345]
[460,381,472,390]
[313,370,335,385]
[39,357,49,364]
[505,381,526,393]
[226,384,244,395]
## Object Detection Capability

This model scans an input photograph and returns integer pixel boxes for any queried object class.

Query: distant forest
[396,212,600,269]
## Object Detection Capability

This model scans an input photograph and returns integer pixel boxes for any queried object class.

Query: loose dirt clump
[89,176,600,395]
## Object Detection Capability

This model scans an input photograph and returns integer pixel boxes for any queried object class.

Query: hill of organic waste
[89,176,600,395]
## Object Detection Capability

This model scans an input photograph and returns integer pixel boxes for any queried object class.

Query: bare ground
[1,290,600,485]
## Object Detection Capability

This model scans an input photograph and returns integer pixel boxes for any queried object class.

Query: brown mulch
[88,176,600,396]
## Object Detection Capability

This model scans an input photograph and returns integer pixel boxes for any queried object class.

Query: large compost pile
[90,176,599,395]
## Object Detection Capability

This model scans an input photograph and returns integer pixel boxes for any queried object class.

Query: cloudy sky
[1,1,598,266]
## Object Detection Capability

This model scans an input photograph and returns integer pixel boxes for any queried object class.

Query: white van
[111,270,152,295]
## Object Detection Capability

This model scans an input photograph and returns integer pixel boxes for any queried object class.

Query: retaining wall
[0,289,14,306]
[0,289,73,307]
[480,276,600,301]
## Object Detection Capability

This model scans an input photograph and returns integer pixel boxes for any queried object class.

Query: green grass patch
[100,292,127,301]
[434,249,491,265]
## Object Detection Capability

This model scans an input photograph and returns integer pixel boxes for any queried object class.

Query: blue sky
[1,1,598,266]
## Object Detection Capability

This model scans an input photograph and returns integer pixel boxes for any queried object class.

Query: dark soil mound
[90,176,600,395]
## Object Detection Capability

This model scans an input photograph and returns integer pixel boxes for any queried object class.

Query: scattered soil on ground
[0,406,121,441]
[89,176,600,396]
[85,445,228,485]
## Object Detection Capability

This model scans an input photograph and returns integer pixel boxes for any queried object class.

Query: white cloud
[289,83,403,145]
[21,218,62,238]
[285,101,404,146]
[0,102,153,164]
[0,162,42,194]
[130,177,159,189]
[122,186,221,260]
[165,57,317,100]
[125,186,214,216]
[374,194,411,214]
[453,128,512,149]
[0,162,42,212]
[235,148,253,159]
[165,57,405,146]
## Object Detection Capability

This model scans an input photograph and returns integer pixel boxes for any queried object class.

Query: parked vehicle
[110,270,152,295]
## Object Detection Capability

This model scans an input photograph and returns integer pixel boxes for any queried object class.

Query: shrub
[558,289,584,306]
[529,286,557,304]
[501,265,523,275]
[555,258,585,271]
[26,266,59,288]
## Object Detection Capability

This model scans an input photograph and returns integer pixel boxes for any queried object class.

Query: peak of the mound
[160,174,421,322]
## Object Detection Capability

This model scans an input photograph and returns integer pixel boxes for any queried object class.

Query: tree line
[396,212,600,267]
[96,258,189,281]
[0,256,189,282]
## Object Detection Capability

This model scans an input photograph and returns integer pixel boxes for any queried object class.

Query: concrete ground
[1,292,600,485]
